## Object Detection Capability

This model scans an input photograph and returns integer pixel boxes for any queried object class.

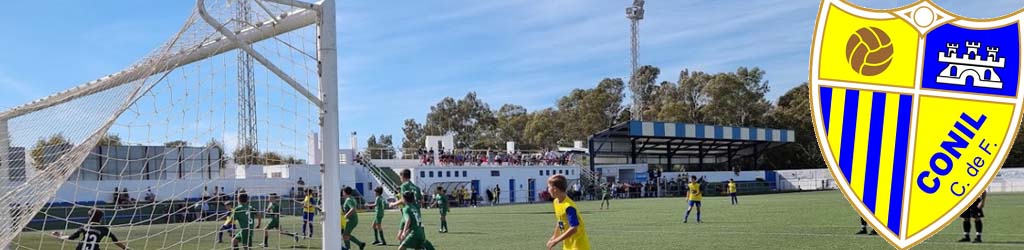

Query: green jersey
[266,203,280,222]
[401,204,425,237]
[344,197,359,223]
[233,204,256,229]
[434,194,448,209]
[400,182,423,204]
[374,196,385,217]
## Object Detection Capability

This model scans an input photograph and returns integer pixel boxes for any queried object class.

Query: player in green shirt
[389,169,423,235]
[232,193,258,250]
[431,186,449,233]
[371,187,387,246]
[342,187,367,250]
[261,193,299,247]
[398,191,435,250]
[600,183,611,210]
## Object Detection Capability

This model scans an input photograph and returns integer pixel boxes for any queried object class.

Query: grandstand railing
[354,156,401,197]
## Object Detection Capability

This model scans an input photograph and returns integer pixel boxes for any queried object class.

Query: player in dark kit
[261,194,300,247]
[856,218,876,235]
[599,183,610,210]
[52,209,130,250]
[959,191,987,243]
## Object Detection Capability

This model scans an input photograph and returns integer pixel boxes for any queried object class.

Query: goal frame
[0,0,343,249]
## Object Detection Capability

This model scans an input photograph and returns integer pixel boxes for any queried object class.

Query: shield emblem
[809,0,1024,248]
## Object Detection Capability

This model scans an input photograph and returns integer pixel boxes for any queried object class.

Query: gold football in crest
[846,27,894,76]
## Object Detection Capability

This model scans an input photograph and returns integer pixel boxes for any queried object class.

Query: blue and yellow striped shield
[810,0,1024,248]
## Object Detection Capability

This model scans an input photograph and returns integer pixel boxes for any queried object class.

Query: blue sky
[2,0,1024,150]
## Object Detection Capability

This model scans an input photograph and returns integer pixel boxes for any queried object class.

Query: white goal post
[0,0,342,249]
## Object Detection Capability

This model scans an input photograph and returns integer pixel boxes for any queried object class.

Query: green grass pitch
[12,191,1024,249]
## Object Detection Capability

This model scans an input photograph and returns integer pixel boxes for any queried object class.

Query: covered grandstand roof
[588,120,794,170]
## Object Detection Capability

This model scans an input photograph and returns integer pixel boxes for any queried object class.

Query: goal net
[1,0,341,249]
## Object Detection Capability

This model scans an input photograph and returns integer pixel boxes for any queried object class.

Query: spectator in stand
[485,189,493,206]
[493,185,501,205]
[297,177,306,194]
[289,187,296,198]
[454,186,464,206]
[144,188,155,203]
[428,149,435,165]
[203,186,210,201]
[122,188,132,204]
[470,187,479,207]
[200,199,210,221]
[112,187,120,206]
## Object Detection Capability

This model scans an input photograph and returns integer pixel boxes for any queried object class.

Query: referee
[959,191,987,243]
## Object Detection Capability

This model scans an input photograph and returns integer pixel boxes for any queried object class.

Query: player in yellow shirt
[546,174,590,250]
[462,186,471,207]
[301,189,317,238]
[684,175,702,223]
[728,179,738,205]
[216,201,236,244]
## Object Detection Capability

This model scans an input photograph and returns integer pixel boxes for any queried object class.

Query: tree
[401,119,424,150]
[523,108,562,149]
[762,83,821,169]
[30,134,73,170]
[495,104,529,145]
[366,134,395,159]
[677,69,712,123]
[630,65,660,119]
[379,135,394,148]
[164,140,189,148]
[557,78,625,145]
[261,151,284,165]
[97,134,123,147]
[423,92,498,149]
[703,67,772,126]
[1008,126,1024,167]
[284,156,306,164]
[423,97,458,137]
[233,144,259,165]
[366,135,379,149]
[456,92,498,148]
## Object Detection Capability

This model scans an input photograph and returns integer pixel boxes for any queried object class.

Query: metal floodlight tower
[236,0,259,156]
[626,0,644,121]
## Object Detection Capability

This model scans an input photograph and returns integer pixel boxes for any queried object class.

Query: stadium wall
[402,165,581,204]
[660,171,765,183]
[594,164,649,183]
[771,168,1024,193]
[987,168,1024,192]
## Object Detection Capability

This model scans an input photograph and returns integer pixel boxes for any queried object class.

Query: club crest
[809,0,1024,248]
